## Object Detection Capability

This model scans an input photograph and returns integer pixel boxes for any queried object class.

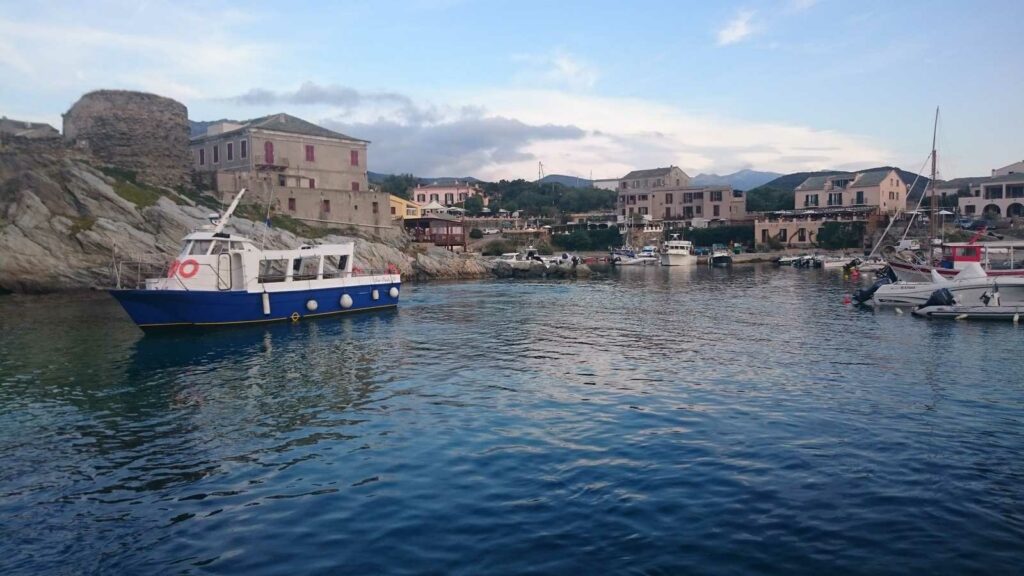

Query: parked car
[954,217,973,229]
[964,219,993,231]
[483,228,500,235]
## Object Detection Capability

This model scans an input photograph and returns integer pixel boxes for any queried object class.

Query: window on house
[430,194,438,202]
[639,194,647,201]
[240,140,248,158]
[711,190,723,202]
[227,142,234,161]
[198,148,205,166]
[798,228,806,241]
[350,150,359,166]
[621,182,628,189]
[278,174,287,186]
[288,197,296,211]
[309,178,316,189]
[828,192,843,206]
[761,229,768,243]
[213,145,219,164]
[965,205,976,214]
[352,182,360,192]
[305,145,315,162]
[856,191,865,204]
[322,199,331,213]
[713,205,720,217]
[445,193,454,204]
[683,193,693,203]
[695,206,702,215]
[639,207,648,215]
[779,229,788,241]
[390,205,396,215]
[417,194,425,202]
[372,201,379,214]
[676,179,680,186]
[665,193,673,203]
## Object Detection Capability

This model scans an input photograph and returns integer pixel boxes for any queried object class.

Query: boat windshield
[188,240,213,256]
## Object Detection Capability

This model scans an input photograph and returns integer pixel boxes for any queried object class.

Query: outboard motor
[852,274,894,304]
[920,287,956,309]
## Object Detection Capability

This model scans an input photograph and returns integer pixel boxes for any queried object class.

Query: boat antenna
[213,187,247,234]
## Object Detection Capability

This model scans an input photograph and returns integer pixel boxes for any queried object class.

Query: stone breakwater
[0,149,493,293]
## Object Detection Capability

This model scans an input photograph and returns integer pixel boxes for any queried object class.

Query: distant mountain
[189,119,238,137]
[692,169,781,191]
[747,166,932,212]
[536,174,592,188]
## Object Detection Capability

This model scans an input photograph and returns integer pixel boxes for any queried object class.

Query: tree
[381,174,418,199]
[464,195,484,216]
[469,228,484,239]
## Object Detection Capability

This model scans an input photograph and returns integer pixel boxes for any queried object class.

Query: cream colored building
[411,181,487,207]
[615,166,747,224]
[793,168,906,215]
[993,160,1024,177]
[191,113,392,230]
[754,168,907,249]
[959,173,1024,218]
[191,113,369,194]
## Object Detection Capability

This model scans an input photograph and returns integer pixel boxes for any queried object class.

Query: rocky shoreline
[0,147,494,294]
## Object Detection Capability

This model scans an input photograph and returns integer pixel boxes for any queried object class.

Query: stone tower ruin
[63,90,191,190]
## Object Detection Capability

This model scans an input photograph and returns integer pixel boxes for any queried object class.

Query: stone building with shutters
[615,166,748,225]
[191,113,391,231]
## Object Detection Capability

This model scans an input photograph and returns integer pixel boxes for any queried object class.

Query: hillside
[746,167,932,212]
[536,174,592,188]
[692,169,781,191]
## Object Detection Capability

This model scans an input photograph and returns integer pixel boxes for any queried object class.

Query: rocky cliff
[0,146,493,293]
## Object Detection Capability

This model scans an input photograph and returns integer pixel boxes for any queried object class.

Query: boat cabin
[939,241,1023,271]
[152,230,357,293]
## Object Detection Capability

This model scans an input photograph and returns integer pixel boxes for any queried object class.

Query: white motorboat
[495,246,548,270]
[815,255,856,269]
[854,262,1024,306]
[709,243,733,267]
[913,287,1024,321]
[660,235,695,266]
[612,246,659,265]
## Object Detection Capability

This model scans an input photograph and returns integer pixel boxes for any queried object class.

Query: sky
[2,0,1022,181]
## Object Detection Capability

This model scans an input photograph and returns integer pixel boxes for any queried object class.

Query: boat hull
[913,304,1024,320]
[710,255,733,267]
[109,280,401,328]
[660,253,695,266]
[871,281,1024,307]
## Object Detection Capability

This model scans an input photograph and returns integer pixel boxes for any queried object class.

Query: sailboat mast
[929,107,939,245]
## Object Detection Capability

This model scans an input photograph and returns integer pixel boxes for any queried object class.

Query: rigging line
[867,151,932,257]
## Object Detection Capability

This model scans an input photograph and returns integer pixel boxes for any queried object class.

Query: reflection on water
[1,268,1023,574]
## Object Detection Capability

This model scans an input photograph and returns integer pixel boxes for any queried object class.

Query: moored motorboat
[858,262,1024,306]
[913,287,1024,321]
[108,189,401,328]
[888,241,1024,282]
[660,234,695,266]
[709,243,733,267]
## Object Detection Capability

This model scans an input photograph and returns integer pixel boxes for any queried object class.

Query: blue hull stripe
[109,283,400,328]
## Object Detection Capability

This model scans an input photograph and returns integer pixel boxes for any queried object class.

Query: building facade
[793,168,907,215]
[191,113,369,194]
[190,114,391,230]
[993,160,1024,177]
[754,168,907,249]
[614,166,747,224]
[389,195,422,220]
[411,182,487,207]
[959,173,1024,217]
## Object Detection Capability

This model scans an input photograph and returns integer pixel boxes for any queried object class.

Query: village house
[615,166,747,225]
[992,159,1024,177]
[190,113,392,231]
[389,194,422,220]
[411,181,487,207]
[754,168,907,248]
[959,173,1024,218]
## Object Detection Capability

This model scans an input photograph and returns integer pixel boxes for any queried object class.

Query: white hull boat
[856,263,1024,306]
[660,235,695,266]
[913,287,1024,320]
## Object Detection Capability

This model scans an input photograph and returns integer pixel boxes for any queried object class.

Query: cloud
[717,10,756,46]
[512,49,599,90]
[228,82,440,124]
[789,0,819,11]
[323,115,586,177]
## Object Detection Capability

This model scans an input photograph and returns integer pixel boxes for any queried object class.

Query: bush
[482,239,513,256]
[817,221,865,249]
[685,225,754,247]
[469,228,484,239]
[535,241,554,255]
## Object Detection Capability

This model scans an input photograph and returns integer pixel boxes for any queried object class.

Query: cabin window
[293,257,320,281]
[209,240,230,253]
[323,255,348,278]
[258,259,288,283]
[230,241,245,250]
[188,240,212,255]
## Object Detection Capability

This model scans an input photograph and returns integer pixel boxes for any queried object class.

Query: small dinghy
[912,287,1024,321]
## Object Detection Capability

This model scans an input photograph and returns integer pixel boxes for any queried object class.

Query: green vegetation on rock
[482,239,513,255]
[68,216,96,236]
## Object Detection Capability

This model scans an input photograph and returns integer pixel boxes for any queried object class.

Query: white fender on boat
[895,308,904,315]
[372,289,379,301]
[389,287,399,298]
[955,313,968,321]
[306,299,318,312]
[262,293,271,315]
[340,294,353,309]
[1014,313,1020,324]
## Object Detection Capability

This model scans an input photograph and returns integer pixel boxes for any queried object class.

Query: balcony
[254,155,290,170]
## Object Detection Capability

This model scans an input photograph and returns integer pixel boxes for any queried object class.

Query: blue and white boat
[109,189,401,328]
